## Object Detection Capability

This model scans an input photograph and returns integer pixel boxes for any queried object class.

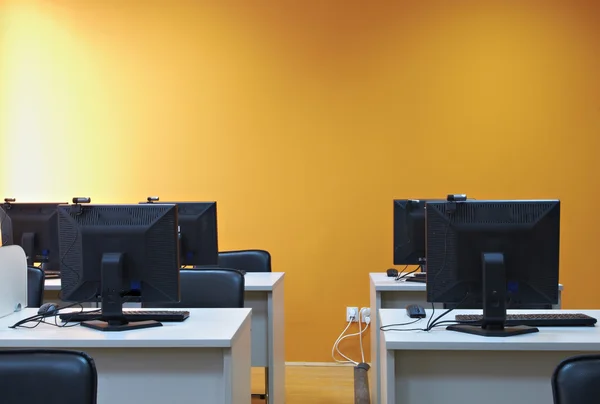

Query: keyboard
[59,310,190,323]
[44,271,60,279]
[405,277,426,283]
[455,313,597,327]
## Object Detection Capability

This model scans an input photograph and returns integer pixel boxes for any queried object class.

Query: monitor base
[80,319,162,332]
[447,324,539,337]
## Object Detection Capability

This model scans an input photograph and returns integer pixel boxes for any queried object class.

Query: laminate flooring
[251,365,355,404]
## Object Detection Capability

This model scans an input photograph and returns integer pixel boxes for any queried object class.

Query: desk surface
[0,307,251,349]
[244,272,285,291]
[380,308,600,351]
[45,272,285,292]
[371,272,564,292]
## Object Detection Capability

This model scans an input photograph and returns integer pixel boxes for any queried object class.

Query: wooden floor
[251,365,355,404]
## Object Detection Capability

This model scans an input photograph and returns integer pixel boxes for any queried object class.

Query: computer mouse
[406,304,426,318]
[386,268,398,278]
[37,302,58,315]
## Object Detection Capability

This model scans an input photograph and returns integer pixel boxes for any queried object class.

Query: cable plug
[347,307,358,322]
[359,307,371,323]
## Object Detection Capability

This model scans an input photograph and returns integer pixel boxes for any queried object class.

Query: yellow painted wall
[1,0,600,362]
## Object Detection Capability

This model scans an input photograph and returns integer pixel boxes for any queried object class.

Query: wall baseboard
[285,361,371,367]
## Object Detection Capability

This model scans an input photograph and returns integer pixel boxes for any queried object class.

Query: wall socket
[361,308,371,323]
[346,307,358,322]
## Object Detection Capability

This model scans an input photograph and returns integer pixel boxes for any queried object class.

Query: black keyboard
[455,313,597,327]
[405,277,426,283]
[59,310,190,323]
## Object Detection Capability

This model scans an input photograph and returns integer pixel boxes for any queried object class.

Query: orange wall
[1,0,600,362]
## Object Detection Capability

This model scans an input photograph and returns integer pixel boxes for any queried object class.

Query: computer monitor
[57,203,180,332]
[425,199,560,337]
[0,201,67,270]
[0,203,11,246]
[142,198,218,267]
[393,199,442,269]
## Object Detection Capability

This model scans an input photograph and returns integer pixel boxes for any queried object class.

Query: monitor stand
[80,252,162,332]
[446,252,539,337]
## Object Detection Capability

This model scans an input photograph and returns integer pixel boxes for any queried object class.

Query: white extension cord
[332,307,371,365]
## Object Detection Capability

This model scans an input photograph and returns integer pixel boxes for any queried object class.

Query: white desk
[0,307,251,404]
[379,308,599,404]
[369,272,564,404]
[44,272,286,404]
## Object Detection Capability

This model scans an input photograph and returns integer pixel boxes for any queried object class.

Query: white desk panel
[0,308,252,404]
[380,308,598,404]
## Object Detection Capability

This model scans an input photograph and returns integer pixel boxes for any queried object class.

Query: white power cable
[332,307,371,365]
[332,315,358,364]
[359,307,370,363]
[337,307,370,363]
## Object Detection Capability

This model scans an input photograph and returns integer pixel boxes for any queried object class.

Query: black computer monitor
[393,199,442,268]
[142,199,218,267]
[0,201,67,270]
[0,202,12,246]
[57,203,180,332]
[425,199,560,337]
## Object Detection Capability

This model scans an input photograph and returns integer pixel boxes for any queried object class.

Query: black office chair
[0,349,97,404]
[143,268,245,308]
[218,249,271,273]
[27,265,45,307]
[552,354,600,404]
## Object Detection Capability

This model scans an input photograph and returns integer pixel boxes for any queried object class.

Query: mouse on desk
[37,302,59,316]
[406,304,426,318]
[386,268,398,278]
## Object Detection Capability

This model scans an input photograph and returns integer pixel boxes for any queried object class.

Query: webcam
[447,194,467,202]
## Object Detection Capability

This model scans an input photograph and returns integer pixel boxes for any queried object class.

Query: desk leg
[379,331,396,404]
[369,282,381,404]
[264,367,270,403]
[245,291,269,400]
[371,288,443,404]
[268,282,285,404]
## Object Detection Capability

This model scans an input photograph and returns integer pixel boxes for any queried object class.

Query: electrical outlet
[361,308,371,323]
[346,307,358,322]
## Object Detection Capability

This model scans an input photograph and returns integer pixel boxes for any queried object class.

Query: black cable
[55,293,137,326]
[379,318,423,332]
[427,319,480,328]
[426,293,471,330]
[394,265,412,281]
[9,292,100,329]
[14,304,96,329]
[55,308,103,327]
[426,218,452,331]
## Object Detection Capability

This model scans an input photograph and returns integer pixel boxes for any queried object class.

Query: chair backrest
[552,354,600,404]
[218,249,271,273]
[143,268,245,308]
[27,266,45,307]
[0,349,97,404]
